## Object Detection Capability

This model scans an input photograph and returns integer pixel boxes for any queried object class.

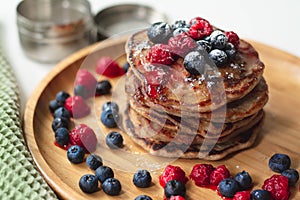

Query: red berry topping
[189,17,205,25]
[144,69,168,99]
[225,31,240,49]
[189,164,215,187]
[168,34,198,57]
[233,191,251,200]
[96,56,125,78]
[146,85,159,98]
[75,69,97,98]
[169,195,185,200]
[210,165,231,186]
[146,44,177,65]
[144,69,167,86]
[64,96,90,119]
[188,18,213,40]
[262,174,290,200]
[69,124,97,153]
[159,165,189,188]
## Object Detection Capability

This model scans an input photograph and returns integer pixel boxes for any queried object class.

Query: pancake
[127,99,263,139]
[126,69,268,122]
[124,105,264,145]
[125,30,265,113]
[123,106,264,160]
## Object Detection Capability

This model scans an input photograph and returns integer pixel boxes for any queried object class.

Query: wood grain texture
[23,36,300,200]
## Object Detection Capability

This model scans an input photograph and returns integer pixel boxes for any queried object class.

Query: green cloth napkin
[0,48,58,199]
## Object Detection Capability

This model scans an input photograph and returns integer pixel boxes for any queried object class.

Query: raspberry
[189,17,205,25]
[146,85,159,98]
[189,164,215,186]
[96,56,125,78]
[169,195,185,200]
[225,31,240,49]
[146,44,177,65]
[159,165,189,188]
[64,96,90,119]
[262,174,290,200]
[144,69,168,99]
[75,69,97,98]
[168,34,198,57]
[144,69,167,86]
[188,18,213,40]
[233,191,251,200]
[69,124,98,153]
[210,165,230,186]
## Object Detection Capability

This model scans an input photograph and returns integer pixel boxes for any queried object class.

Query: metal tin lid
[94,4,168,40]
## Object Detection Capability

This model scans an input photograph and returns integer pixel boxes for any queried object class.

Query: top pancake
[126,30,265,112]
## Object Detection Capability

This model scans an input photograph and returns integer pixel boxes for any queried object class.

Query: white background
[1,0,300,109]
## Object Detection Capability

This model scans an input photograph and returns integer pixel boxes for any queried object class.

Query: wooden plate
[23,35,300,199]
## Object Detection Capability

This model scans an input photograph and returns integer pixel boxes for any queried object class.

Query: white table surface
[1,0,300,110]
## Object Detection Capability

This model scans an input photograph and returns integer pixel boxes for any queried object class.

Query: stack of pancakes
[122,30,268,160]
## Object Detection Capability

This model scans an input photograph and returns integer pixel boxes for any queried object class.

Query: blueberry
[164,180,186,199]
[86,154,103,170]
[133,169,152,188]
[56,91,70,104]
[218,178,240,198]
[281,168,299,186]
[102,101,119,113]
[101,109,119,128]
[225,43,237,59]
[269,153,291,173]
[183,51,207,75]
[53,107,71,119]
[49,100,64,113]
[74,85,88,99]
[208,49,228,67]
[79,174,98,193]
[122,62,130,73]
[234,171,252,190]
[135,195,152,200]
[95,166,114,183]
[52,117,70,131]
[95,80,112,96]
[106,132,124,149]
[147,22,173,44]
[67,145,85,164]
[173,28,189,36]
[55,127,70,146]
[210,30,228,49]
[251,189,271,200]
[203,35,211,42]
[196,40,212,52]
[102,177,122,196]
[172,20,190,29]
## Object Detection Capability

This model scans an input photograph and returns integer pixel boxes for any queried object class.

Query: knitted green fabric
[0,49,58,199]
